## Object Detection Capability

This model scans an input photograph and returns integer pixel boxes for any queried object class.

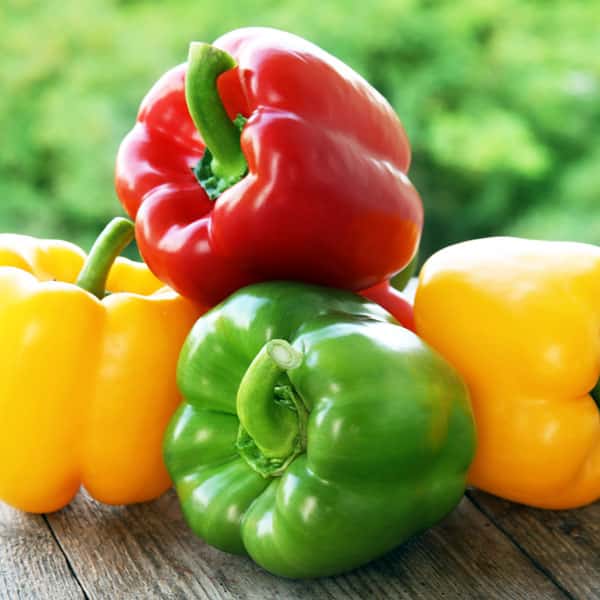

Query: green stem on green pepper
[236,339,307,477]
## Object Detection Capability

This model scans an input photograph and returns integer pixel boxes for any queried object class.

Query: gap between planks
[0,502,82,600]
[467,489,599,600]
[42,514,90,600]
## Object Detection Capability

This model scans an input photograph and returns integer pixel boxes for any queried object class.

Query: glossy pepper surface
[0,219,202,513]
[164,281,475,578]
[359,279,415,331]
[116,27,423,306]
[414,237,600,509]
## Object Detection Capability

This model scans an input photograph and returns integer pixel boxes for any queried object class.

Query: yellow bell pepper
[414,237,600,509]
[0,218,203,513]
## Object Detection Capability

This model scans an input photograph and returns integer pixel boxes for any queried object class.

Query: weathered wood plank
[45,491,566,599]
[0,502,84,600]
[469,490,599,599]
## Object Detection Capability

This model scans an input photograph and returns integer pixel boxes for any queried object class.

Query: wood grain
[469,490,599,599]
[0,502,84,600]
[43,491,567,599]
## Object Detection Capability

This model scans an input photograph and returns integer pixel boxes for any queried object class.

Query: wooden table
[1,488,598,599]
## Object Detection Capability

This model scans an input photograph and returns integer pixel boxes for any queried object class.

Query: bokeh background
[2,0,599,263]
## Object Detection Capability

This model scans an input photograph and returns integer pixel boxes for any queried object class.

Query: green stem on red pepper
[186,42,248,200]
[236,339,307,478]
[76,217,134,299]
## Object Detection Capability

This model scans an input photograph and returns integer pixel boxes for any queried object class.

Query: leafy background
[2,0,599,262]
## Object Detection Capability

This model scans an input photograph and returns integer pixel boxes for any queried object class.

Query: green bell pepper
[164,282,475,578]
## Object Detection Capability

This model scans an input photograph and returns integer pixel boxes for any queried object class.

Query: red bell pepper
[116,27,423,306]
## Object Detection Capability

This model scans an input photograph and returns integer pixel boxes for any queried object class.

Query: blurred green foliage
[1,0,599,261]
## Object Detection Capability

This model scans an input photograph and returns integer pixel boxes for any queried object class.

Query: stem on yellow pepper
[76,217,135,299]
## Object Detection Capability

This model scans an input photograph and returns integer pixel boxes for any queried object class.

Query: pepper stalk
[236,339,307,478]
[76,217,135,299]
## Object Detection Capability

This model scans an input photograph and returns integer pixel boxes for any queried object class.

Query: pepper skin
[414,237,600,509]
[116,27,422,306]
[0,220,203,513]
[164,281,475,578]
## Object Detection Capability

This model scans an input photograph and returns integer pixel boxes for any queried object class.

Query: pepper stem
[76,217,135,299]
[236,340,307,478]
[186,42,247,183]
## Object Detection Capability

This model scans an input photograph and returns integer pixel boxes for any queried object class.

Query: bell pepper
[0,219,203,513]
[164,281,475,578]
[115,27,423,306]
[414,237,600,509]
